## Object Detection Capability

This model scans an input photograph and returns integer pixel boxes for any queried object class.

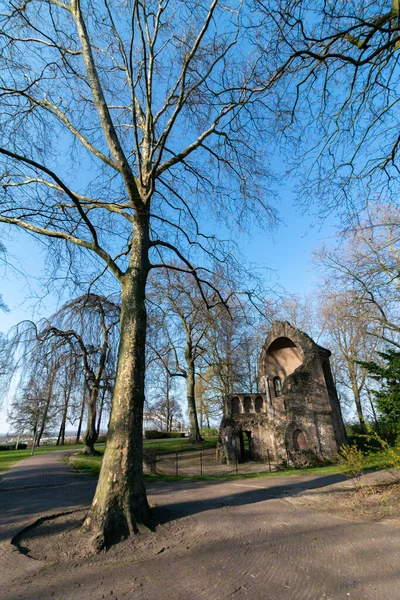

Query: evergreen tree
[359,350,400,428]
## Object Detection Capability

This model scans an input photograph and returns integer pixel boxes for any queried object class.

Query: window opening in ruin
[293,429,308,451]
[231,397,240,414]
[274,377,282,397]
[255,396,263,413]
[245,431,254,459]
[244,397,252,413]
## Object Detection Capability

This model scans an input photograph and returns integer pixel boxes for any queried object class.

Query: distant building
[217,321,347,466]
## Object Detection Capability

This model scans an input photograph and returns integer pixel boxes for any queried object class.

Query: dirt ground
[14,505,197,566]
[3,452,400,599]
[286,475,400,522]
[15,473,400,569]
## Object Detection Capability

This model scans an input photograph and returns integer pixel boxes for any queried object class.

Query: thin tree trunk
[185,348,202,443]
[36,396,51,447]
[82,217,151,550]
[82,385,99,455]
[37,372,56,446]
[57,414,66,446]
[366,388,379,427]
[96,386,106,436]
[349,364,366,431]
[57,385,72,446]
[76,384,87,444]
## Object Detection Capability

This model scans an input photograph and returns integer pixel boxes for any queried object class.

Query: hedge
[144,430,186,440]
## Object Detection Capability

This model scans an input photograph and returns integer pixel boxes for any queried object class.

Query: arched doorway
[293,429,308,451]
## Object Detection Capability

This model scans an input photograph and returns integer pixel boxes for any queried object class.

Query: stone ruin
[216,321,347,467]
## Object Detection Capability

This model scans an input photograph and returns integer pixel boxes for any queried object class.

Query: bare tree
[257,1,400,216]
[41,294,120,454]
[148,269,217,442]
[315,203,400,348]
[318,291,380,430]
[0,0,280,547]
[8,351,60,445]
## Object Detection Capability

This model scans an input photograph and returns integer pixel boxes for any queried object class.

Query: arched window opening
[255,396,263,413]
[293,429,308,451]
[274,377,282,397]
[244,397,252,413]
[231,397,240,414]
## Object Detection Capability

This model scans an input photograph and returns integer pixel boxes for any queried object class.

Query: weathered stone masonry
[217,321,347,466]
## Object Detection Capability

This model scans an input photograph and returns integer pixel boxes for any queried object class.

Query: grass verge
[0,436,215,477]
[67,448,396,483]
[0,443,104,475]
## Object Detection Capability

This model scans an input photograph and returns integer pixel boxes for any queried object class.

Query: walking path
[0,451,399,599]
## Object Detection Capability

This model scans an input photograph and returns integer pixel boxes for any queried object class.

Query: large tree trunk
[82,217,151,550]
[185,344,202,443]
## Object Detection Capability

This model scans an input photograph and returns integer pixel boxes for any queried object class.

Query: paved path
[0,452,399,600]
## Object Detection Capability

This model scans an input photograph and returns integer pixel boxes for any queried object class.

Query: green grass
[0,443,104,474]
[67,450,104,475]
[0,436,216,477]
[67,447,396,483]
[142,436,218,454]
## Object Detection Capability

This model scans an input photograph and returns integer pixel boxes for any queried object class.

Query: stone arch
[243,397,252,413]
[263,336,303,388]
[255,396,263,413]
[231,397,240,414]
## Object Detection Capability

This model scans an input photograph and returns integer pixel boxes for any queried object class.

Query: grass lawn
[0,443,103,474]
[0,436,217,476]
[142,435,218,454]
[68,450,343,481]
[67,448,394,482]
[67,444,398,484]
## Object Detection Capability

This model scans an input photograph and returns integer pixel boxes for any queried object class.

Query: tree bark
[185,345,202,443]
[82,216,151,549]
[82,385,99,455]
[57,411,67,446]
[37,370,56,446]
[76,384,87,444]
[349,364,366,431]
[57,383,72,446]
[96,386,107,436]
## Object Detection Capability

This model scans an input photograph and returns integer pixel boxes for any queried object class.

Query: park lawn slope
[0,443,103,474]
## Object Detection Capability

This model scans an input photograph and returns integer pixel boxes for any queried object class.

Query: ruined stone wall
[217,321,347,466]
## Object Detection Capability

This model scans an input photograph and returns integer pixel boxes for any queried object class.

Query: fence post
[175,452,179,477]
[200,452,203,476]
[153,452,157,475]
[267,448,272,473]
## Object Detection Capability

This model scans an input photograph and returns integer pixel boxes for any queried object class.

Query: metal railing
[143,447,276,477]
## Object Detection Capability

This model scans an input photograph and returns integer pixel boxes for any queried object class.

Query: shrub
[0,443,28,451]
[202,427,218,437]
[359,430,400,479]
[337,444,365,488]
[144,430,185,440]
